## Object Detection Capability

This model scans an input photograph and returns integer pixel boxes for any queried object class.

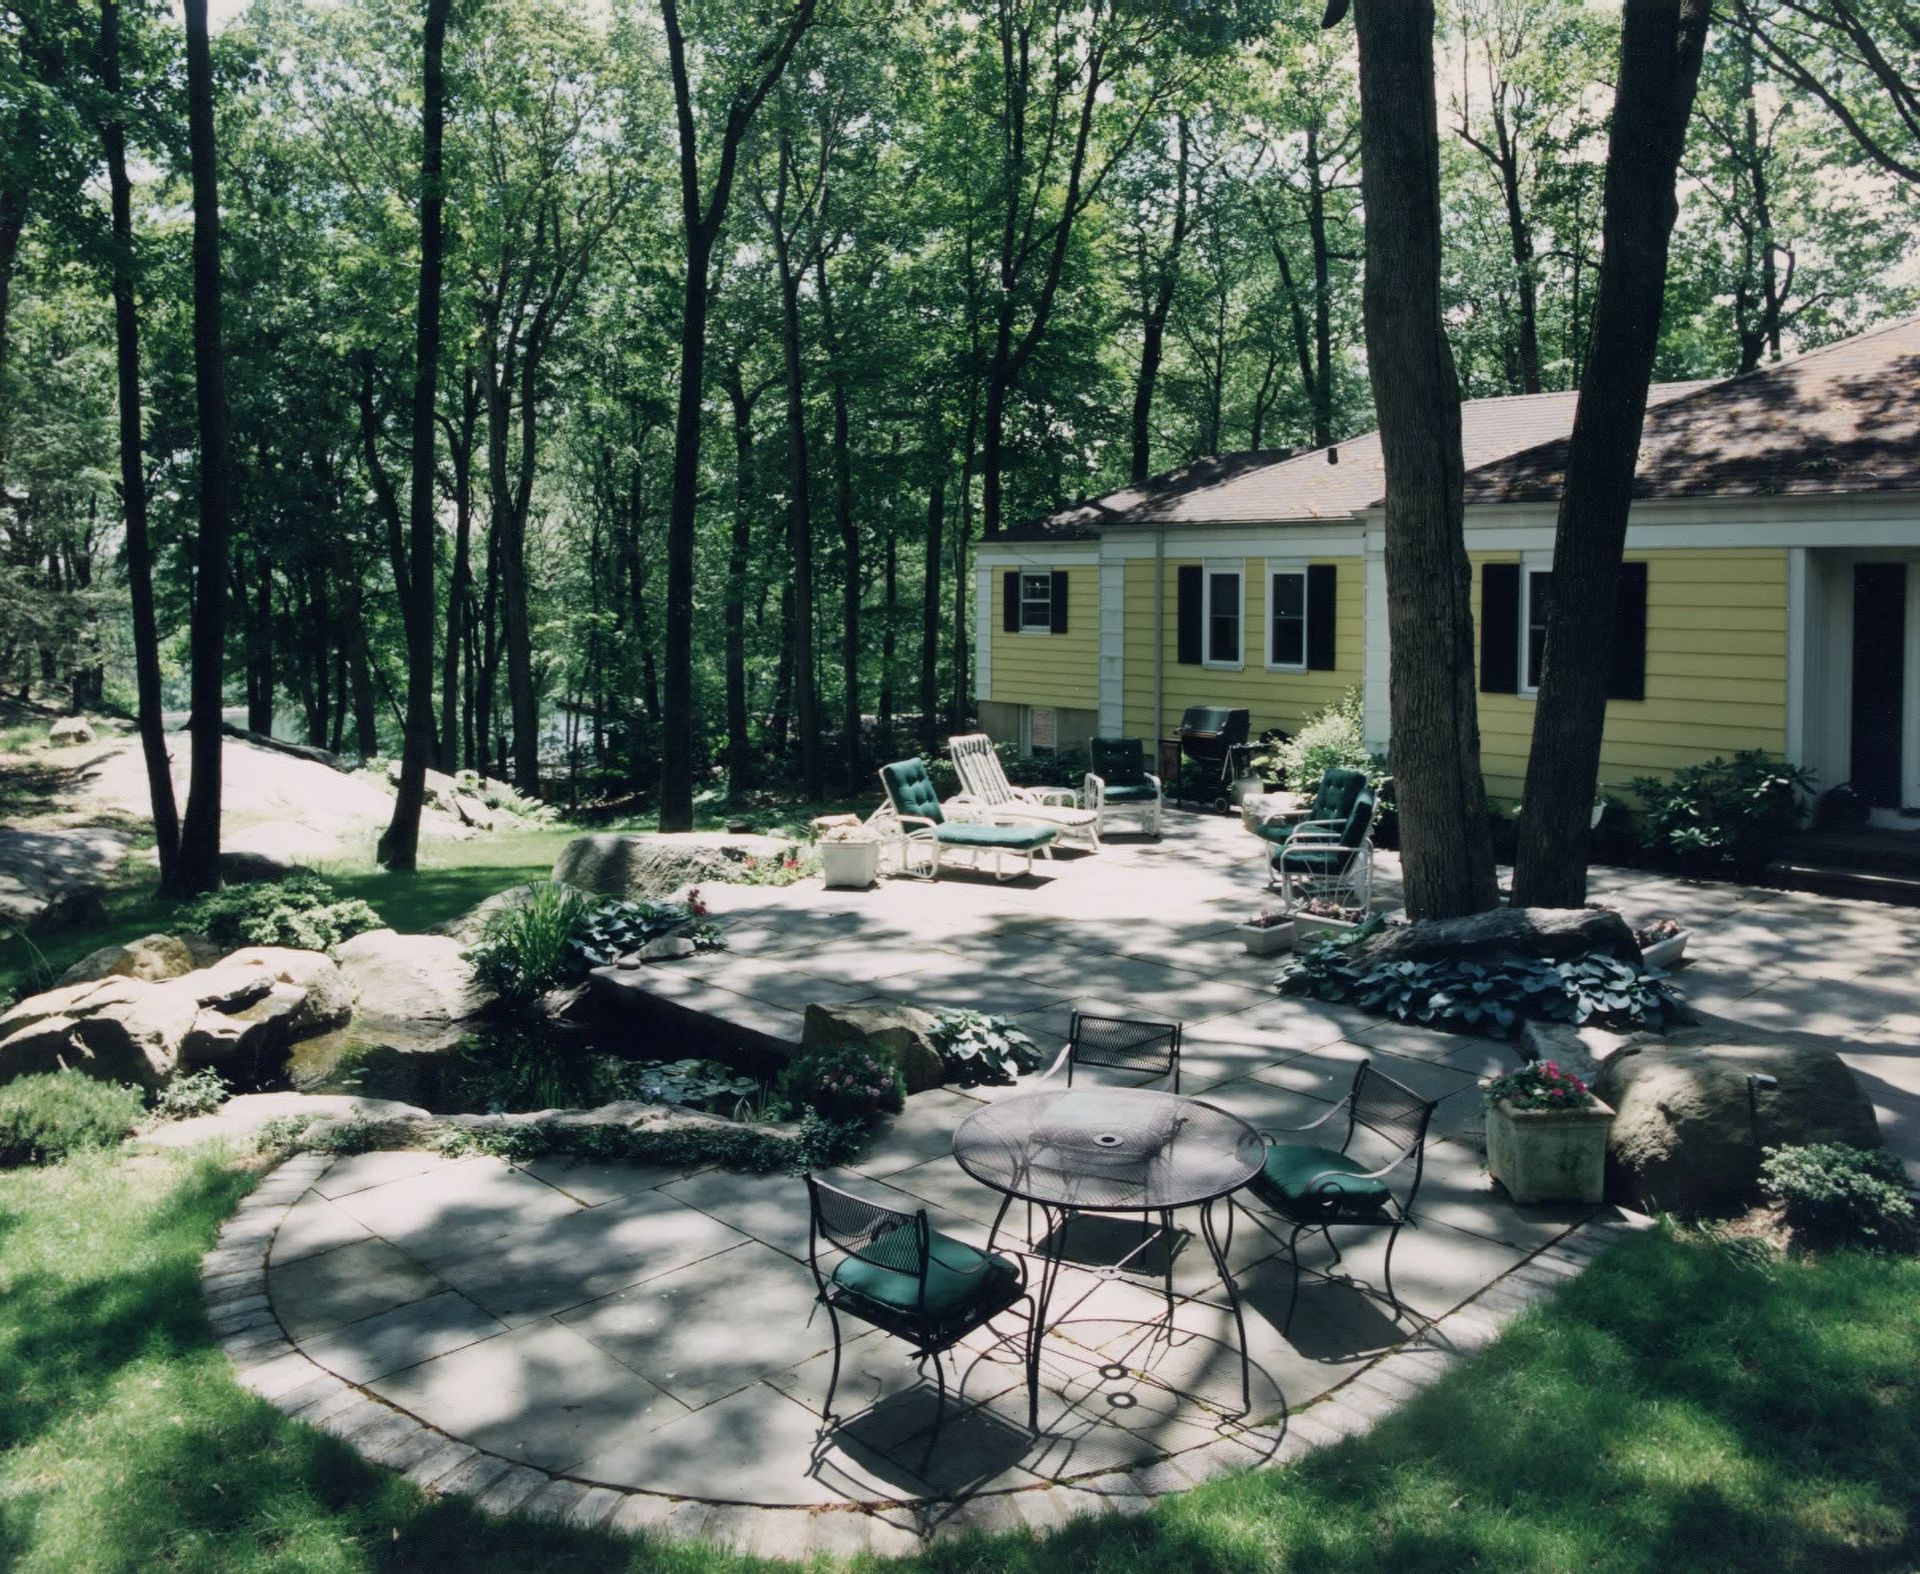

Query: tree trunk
[1511,0,1710,908]
[440,372,478,771]
[771,230,821,800]
[722,367,756,794]
[919,468,945,751]
[879,523,896,760]
[1130,117,1190,483]
[817,255,860,790]
[1348,0,1500,919]
[378,0,451,871]
[176,0,232,895]
[501,348,540,795]
[99,0,181,893]
[1305,126,1336,448]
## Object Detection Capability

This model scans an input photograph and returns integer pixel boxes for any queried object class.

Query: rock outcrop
[0,826,132,935]
[48,715,95,746]
[58,933,197,986]
[335,929,490,1051]
[1595,1029,1880,1215]
[802,1000,947,1093]
[0,975,200,1089]
[553,832,798,901]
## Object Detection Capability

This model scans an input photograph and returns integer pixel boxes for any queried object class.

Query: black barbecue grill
[1173,705,1251,811]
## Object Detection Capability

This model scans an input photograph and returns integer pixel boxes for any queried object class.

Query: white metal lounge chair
[947,733,1102,852]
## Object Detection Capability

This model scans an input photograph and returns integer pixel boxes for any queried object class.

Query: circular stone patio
[205,1144,1630,1556]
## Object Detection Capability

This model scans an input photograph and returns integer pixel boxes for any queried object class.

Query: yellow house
[976,315,1920,817]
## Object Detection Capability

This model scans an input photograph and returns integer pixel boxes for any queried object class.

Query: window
[1018,571,1053,631]
[1268,568,1307,670]
[1523,568,1552,692]
[1027,706,1057,755]
[1204,565,1242,666]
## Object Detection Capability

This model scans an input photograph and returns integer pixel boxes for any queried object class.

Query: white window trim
[1263,559,1310,674]
[1518,553,1552,698]
[1017,569,1054,634]
[1202,558,1245,670]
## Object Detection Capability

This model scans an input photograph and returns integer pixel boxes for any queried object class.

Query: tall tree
[1336,0,1501,919]
[175,0,231,895]
[1124,114,1191,481]
[95,0,180,892]
[377,0,453,870]
[1511,0,1710,907]
[657,0,819,832]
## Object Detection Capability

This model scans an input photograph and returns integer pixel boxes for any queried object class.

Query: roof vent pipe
[1327,446,1339,464]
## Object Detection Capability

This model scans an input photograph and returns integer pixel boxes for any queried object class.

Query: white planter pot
[1239,920,1296,956]
[1485,1095,1614,1205]
[820,840,881,890]
[1640,931,1689,969]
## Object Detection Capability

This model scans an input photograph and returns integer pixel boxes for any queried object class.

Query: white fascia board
[974,541,1101,566]
[1457,493,1920,552]
[1100,522,1368,560]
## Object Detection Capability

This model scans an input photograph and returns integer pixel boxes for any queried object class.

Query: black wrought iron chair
[1042,1011,1183,1092]
[804,1175,1037,1469]
[1241,1059,1438,1333]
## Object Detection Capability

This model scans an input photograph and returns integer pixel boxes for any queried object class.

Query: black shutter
[1176,565,1203,665]
[1607,561,1648,702]
[1306,564,1338,670]
[1480,562,1521,694]
[1050,569,1069,634]
[1003,570,1020,632]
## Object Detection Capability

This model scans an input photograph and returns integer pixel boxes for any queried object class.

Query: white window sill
[1265,662,1308,676]
[1202,659,1244,672]
[1016,625,1055,635]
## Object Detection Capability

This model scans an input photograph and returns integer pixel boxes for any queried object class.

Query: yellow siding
[987,566,1099,711]
[1120,557,1366,738]
[1473,547,1789,802]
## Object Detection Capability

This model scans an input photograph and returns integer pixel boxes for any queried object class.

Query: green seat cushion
[832,1228,1018,1318]
[1100,782,1159,803]
[1256,1143,1391,1214]
[936,821,1057,850]
[1252,821,1297,846]
[1273,844,1359,874]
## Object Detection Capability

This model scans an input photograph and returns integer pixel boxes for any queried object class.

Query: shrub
[1260,689,1381,795]
[780,1041,905,1123]
[178,873,382,953]
[0,1072,145,1167]
[151,1069,230,1121]
[998,743,1090,791]
[930,1009,1046,1087]
[465,882,593,1003]
[1483,1059,1598,1111]
[1628,751,1814,878]
[1278,945,1680,1038]
[1760,1142,1916,1251]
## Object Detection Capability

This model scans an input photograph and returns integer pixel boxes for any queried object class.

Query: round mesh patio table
[953,1087,1265,1414]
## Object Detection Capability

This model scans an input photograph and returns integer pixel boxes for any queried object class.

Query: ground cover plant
[779,1040,906,1123]
[177,873,383,953]
[1277,944,1681,1037]
[1760,1142,1917,1252]
[0,1073,146,1168]
[465,883,720,1003]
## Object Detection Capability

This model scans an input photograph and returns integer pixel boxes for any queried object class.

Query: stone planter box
[1640,930,1689,969]
[1486,1095,1614,1205]
[819,840,881,890]
[1239,920,1296,957]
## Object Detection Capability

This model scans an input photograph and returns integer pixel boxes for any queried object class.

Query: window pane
[1271,572,1305,665]
[1526,570,1551,688]
[1020,572,1051,628]
[1208,573,1240,661]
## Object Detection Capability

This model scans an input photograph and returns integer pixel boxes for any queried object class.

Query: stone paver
[199,810,1919,1557]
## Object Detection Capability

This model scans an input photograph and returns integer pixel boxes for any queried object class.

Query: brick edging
[204,1157,1633,1557]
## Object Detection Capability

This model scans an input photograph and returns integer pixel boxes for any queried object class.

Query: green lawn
[2,1144,1915,1572]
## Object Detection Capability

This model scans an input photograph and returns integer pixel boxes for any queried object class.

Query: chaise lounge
[947,733,1103,851]
[872,757,1061,881]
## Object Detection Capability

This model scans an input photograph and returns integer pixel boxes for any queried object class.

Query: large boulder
[195,946,353,1039]
[59,933,197,987]
[0,974,198,1089]
[553,832,798,901]
[1345,905,1643,969]
[335,929,490,1051]
[1594,1030,1881,1215]
[48,715,94,746]
[182,984,311,1069]
[387,759,461,811]
[802,1001,946,1093]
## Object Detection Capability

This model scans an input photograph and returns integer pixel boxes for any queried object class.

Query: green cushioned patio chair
[872,757,1061,881]
[806,1175,1037,1469]
[1271,776,1376,913]
[1240,1059,1438,1333]
[1251,766,1370,850]
[1083,737,1163,838]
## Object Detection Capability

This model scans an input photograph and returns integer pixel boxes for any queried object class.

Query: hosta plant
[931,1009,1046,1087]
